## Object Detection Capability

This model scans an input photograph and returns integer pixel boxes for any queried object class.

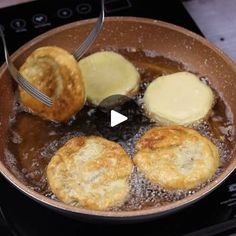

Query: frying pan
[0,17,236,222]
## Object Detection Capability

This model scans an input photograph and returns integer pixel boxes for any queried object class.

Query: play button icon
[94,95,150,141]
[110,110,128,127]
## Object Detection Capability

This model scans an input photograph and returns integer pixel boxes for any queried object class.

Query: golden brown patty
[133,126,220,190]
[19,46,85,122]
[47,136,133,211]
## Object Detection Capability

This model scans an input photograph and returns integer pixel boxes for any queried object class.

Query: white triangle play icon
[110,110,128,127]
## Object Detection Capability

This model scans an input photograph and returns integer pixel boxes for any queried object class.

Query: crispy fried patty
[47,136,133,210]
[134,126,220,190]
[19,46,85,122]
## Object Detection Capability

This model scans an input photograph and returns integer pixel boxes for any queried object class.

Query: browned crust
[47,136,133,210]
[19,46,85,122]
[134,126,220,190]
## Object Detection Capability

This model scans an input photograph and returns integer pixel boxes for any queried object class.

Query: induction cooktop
[1,1,236,236]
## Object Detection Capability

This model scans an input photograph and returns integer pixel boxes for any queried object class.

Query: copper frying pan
[0,17,236,221]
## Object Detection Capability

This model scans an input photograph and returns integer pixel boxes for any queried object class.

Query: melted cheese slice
[144,72,214,125]
[78,51,140,105]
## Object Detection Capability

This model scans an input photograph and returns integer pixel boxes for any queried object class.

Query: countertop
[184,0,236,62]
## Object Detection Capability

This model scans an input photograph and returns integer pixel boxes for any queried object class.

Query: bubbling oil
[5,48,234,211]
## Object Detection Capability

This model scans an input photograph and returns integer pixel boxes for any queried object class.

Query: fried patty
[19,46,85,122]
[78,51,140,105]
[133,126,220,190]
[47,136,133,211]
[144,72,214,126]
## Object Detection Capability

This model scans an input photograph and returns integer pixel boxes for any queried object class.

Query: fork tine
[0,28,53,107]
[8,61,53,106]
[17,76,53,106]
[73,0,105,61]
[17,74,53,106]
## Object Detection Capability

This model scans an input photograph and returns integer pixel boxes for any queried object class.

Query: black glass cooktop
[1,1,236,236]
[0,0,202,64]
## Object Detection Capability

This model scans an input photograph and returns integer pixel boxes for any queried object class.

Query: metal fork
[73,0,105,60]
[0,0,104,107]
[0,28,53,107]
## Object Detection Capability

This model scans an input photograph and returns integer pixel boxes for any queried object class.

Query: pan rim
[0,16,236,219]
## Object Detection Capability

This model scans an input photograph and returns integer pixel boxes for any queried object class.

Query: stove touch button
[76,3,92,14]
[32,14,48,25]
[10,19,26,31]
[32,14,51,29]
[57,8,73,18]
